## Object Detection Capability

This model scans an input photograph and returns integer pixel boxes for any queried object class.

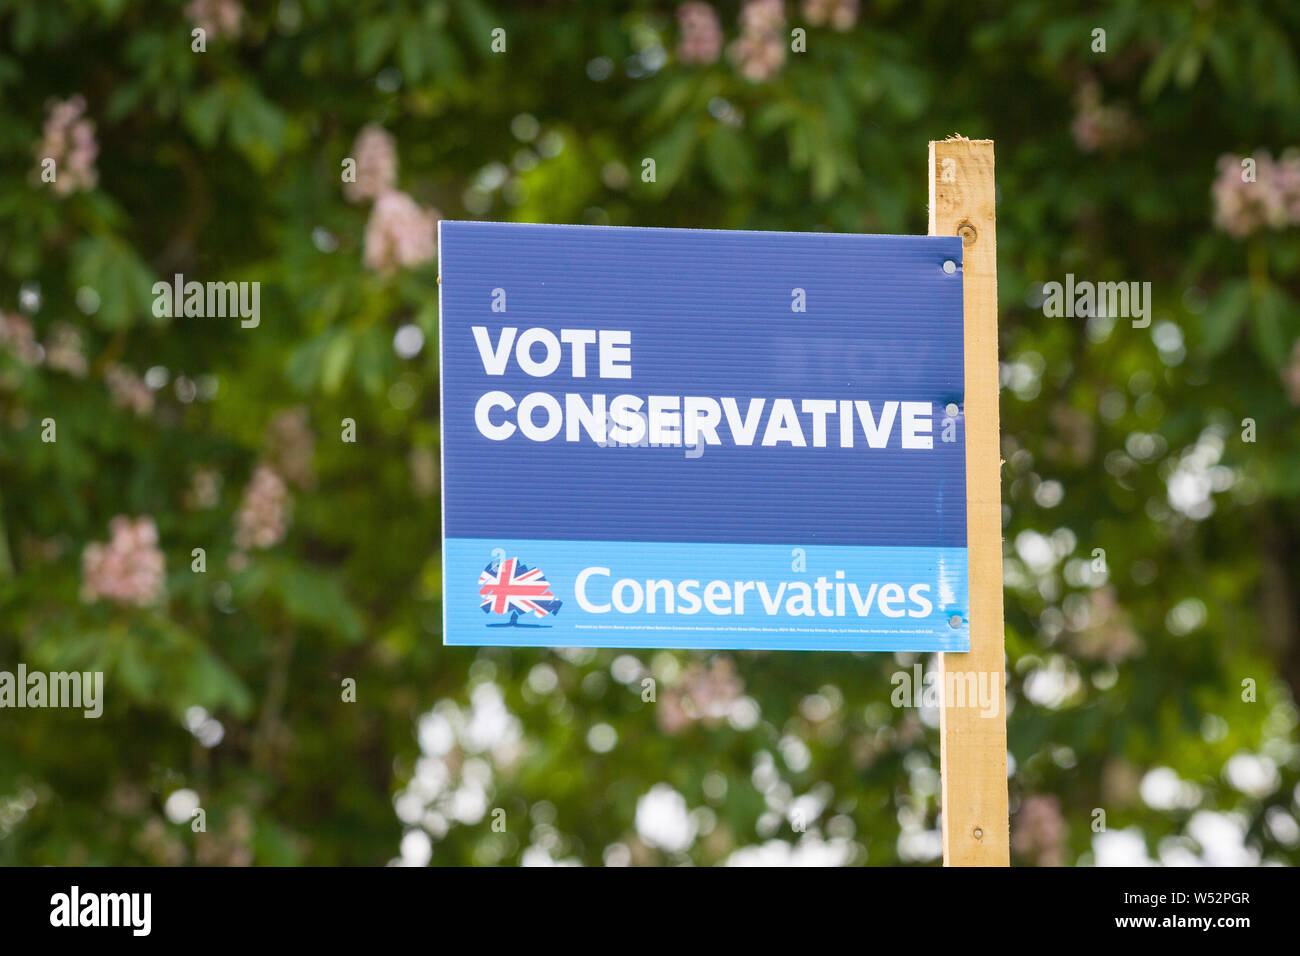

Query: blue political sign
[438,221,968,651]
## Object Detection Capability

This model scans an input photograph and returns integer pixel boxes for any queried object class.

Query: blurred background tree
[1,0,1299,866]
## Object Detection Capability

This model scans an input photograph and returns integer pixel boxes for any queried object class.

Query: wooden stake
[929,137,1009,866]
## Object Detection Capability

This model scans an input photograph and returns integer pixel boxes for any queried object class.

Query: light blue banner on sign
[445,538,970,651]
[438,221,969,651]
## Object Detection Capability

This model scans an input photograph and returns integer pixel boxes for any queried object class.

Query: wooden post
[928,137,1008,866]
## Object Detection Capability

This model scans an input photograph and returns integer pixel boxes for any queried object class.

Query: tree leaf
[1200,279,1249,355]
[703,125,755,194]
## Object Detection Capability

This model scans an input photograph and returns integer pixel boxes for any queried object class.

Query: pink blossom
[1013,794,1067,866]
[677,3,723,66]
[343,124,398,204]
[1212,150,1300,238]
[656,657,744,734]
[185,0,243,40]
[45,323,87,378]
[81,516,166,607]
[731,32,786,82]
[1070,81,1133,153]
[36,96,98,196]
[184,467,223,510]
[105,363,154,417]
[1275,149,1300,223]
[740,0,785,35]
[234,465,291,550]
[1213,153,1282,236]
[730,0,787,82]
[802,0,858,31]
[363,190,439,274]
[0,312,42,365]
[657,692,692,735]
[265,406,316,490]
[1283,341,1300,406]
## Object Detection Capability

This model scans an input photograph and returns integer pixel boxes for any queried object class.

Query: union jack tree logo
[478,557,563,628]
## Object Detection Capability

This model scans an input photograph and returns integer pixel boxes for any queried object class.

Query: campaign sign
[438,222,968,651]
